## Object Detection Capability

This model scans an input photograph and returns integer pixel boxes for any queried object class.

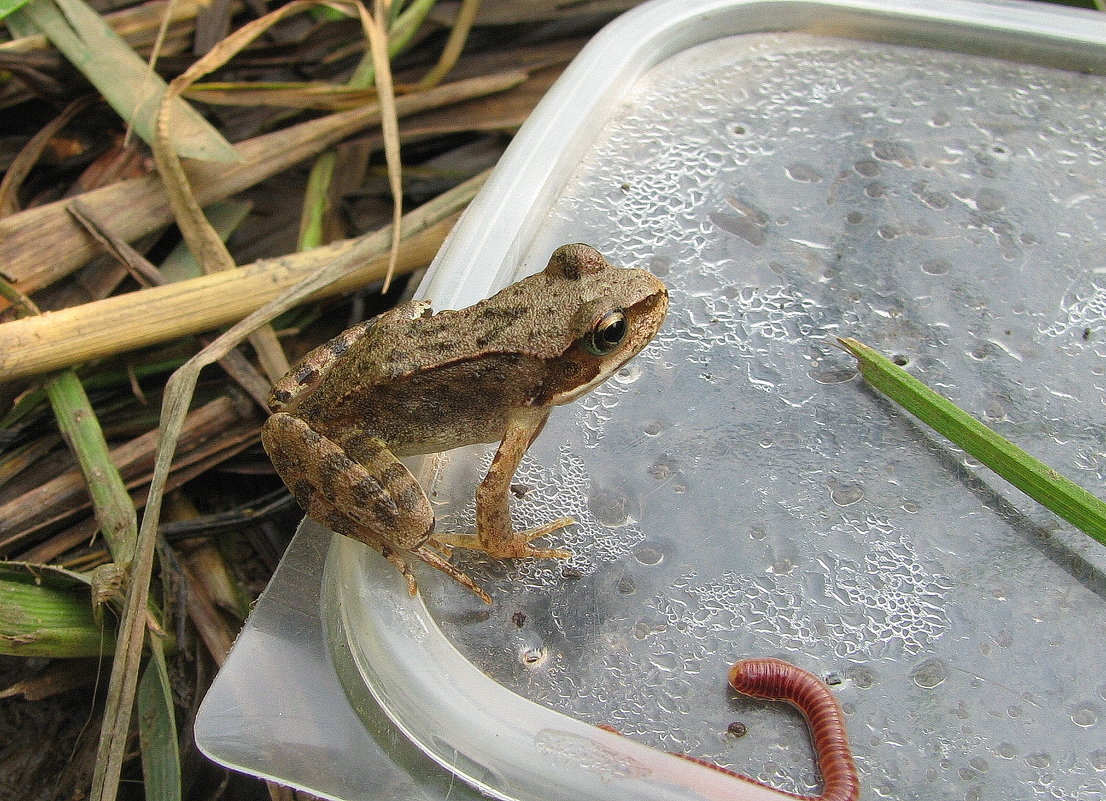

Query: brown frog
[262,243,668,603]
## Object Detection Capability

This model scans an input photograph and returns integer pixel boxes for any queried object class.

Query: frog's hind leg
[262,413,491,603]
[308,503,491,605]
[433,412,573,560]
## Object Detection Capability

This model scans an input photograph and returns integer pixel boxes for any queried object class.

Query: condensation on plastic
[197,1,1106,800]
[327,535,789,801]
[337,3,1106,800]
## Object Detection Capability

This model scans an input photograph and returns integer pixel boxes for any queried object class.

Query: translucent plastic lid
[198,2,1106,799]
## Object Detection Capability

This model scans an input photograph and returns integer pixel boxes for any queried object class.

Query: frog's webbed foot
[433,517,574,560]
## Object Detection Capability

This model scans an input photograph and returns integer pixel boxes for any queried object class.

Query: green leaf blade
[0,565,111,658]
[138,638,182,801]
[12,0,238,162]
[839,337,1106,546]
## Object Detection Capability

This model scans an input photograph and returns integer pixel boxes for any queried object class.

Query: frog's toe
[516,517,574,558]
[380,547,420,596]
[517,545,573,559]
[412,545,492,604]
[435,518,575,560]
[523,517,574,541]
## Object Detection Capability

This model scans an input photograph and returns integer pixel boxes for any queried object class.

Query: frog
[261,243,668,604]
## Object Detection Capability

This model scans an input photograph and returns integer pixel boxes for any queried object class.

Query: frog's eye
[583,309,628,355]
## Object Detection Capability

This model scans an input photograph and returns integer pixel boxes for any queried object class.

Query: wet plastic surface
[387,28,1106,801]
[197,2,1106,799]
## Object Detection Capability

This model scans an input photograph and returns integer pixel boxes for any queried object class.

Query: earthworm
[600,657,859,800]
[718,657,860,801]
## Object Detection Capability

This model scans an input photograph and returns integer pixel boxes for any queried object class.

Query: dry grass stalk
[18,421,259,566]
[0,207,458,381]
[0,396,255,553]
[0,0,233,53]
[0,69,523,302]
[180,560,235,665]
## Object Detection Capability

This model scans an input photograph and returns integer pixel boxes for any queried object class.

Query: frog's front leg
[262,413,491,603]
[435,408,573,560]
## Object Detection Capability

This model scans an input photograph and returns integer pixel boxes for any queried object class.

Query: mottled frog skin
[262,244,668,603]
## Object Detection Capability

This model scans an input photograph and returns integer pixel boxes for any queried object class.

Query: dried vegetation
[0,1,635,799]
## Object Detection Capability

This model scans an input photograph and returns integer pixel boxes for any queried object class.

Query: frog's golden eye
[583,309,628,355]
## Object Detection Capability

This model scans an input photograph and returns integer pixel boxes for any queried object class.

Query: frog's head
[538,243,668,405]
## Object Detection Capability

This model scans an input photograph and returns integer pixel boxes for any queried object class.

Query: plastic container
[196,2,1106,799]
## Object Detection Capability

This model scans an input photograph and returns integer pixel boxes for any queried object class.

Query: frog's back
[294,299,554,454]
[277,242,667,457]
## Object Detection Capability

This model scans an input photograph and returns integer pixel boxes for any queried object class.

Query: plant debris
[0,2,633,798]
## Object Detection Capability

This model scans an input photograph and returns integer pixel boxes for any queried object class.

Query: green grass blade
[838,337,1106,546]
[44,369,137,564]
[138,637,181,801]
[0,562,110,657]
[0,0,33,20]
[10,0,238,162]
[298,149,336,251]
[349,0,436,87]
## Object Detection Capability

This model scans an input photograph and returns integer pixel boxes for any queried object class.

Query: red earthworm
[717,657,860,801]
[600,657,859,800]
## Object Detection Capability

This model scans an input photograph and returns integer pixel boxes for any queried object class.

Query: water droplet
[1071,706,1098,728]
[872,139,915,167]
[786,162,823,182]
[808,365,856,384]
[519,645,547,666]
[769,557,795,575]
[589,488,638,527]
[614,364,642,385]
[847,665,876,689]
[982,401,1007,422]
[911,657,948,689]
[649,456,678,481]
[632,544,663,565]
[831,482,865,506]
[921,258,950,275]
[854,160,880,177]
[648,257,671,277]
[1025,752,1051,769]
